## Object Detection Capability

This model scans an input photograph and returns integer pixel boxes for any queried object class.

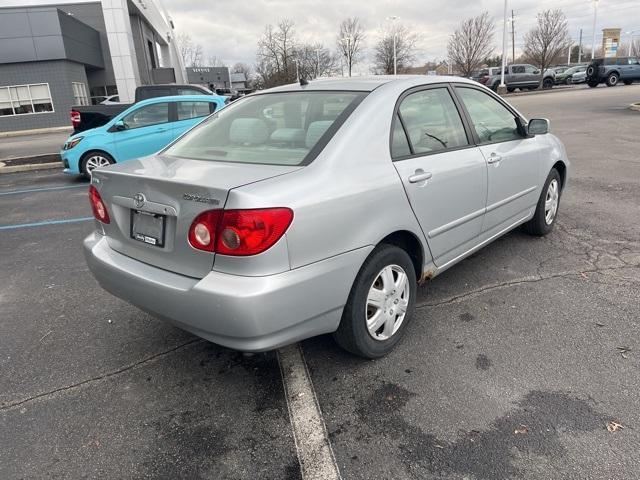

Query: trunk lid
[91,154,300,278]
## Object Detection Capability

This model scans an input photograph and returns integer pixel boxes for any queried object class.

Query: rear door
[454,85,540,240]
[510,65,526,87]
[173,100,216,137]
[392,85,488,267]
[113,101,174,161]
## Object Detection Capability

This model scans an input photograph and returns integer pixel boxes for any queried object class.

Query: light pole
[314,48,321,78]
[499,0,508,92]
[387,16,399,75]
[591,0,599,60]
[626,30,639,56]
[341,36,352,77]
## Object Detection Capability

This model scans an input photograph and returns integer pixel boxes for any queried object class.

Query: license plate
[130,210,166,247]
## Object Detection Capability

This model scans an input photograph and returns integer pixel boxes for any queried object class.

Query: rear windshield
[163,91,366,166]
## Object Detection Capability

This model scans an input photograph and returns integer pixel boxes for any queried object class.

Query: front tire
[542,78,554,89]
[334,244,417,359]
[80,151,115,179]
[587,81,599,88]
[606,72,619,87]
[623,80,633,85]
[523,168,562,236]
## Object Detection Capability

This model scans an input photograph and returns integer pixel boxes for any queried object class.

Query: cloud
[163,0,640,70]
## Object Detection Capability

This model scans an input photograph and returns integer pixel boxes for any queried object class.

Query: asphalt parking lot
[1,84,639,479]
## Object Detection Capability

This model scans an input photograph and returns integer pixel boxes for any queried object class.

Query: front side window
[512,66,525,74]
[164,91,365,166]
[456,87,521,143]
[396,88,468,156]
[177,101,213,120]
[0,83,53,116]
[121,102,169,129]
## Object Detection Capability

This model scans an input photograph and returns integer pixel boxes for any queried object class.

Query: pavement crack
[418,265,638,309]
[1,338,203,411]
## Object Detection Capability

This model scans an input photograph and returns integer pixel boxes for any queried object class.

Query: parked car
[486,64,556,91]
[62,95,226,177]
[84,76,569,358]
[99,95,121,105]
[475,67,501,85]
[555,65,587,84]
[586,57,640,87]
[70,84,215,134]
[571,70,587,84]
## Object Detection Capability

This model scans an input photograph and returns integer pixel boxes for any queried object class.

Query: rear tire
[507,87,515,93]
[80,150,115,179]
[522,168,562,236]
[623,80,633,85]
[587,81,599,88]
[542,78,554,89]
[606,72,619,87]
[334,244,417,359]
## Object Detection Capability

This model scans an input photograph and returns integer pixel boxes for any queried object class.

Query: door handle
[487,153,502,164]
[408,171,433,183]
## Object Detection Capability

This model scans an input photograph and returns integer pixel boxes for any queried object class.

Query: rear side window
[163,91,366,166]
[177,88,206,96]
[512,66,525,74]
[395,88,468,156]
[456,87,520,143]
[121,102,169,129]
[177,101,213,120]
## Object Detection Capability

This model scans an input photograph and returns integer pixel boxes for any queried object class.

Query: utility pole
[511,10,515,63]
[387,16,399,75]
[499,0,508,92]
[578,28,583,63]
[591,0,599,60]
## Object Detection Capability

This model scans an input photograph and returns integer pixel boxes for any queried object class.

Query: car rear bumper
[84,231,372,351]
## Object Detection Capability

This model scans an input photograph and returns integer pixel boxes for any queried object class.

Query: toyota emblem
[133,193,146,208]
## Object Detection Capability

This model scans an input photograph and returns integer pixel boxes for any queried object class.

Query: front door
[113,101,174,161]
[391,86,488,267]
[454,86,541,240]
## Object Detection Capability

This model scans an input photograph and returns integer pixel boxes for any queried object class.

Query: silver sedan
[84,76,569,358]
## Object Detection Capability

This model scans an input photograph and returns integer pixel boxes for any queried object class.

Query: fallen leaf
[580,272,589,279]
[595,323,605,327]
[514,425,529,434]
[607,421,624,432]
[617,346,632,359]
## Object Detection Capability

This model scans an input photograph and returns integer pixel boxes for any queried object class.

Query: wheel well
[379,231,424,280]
[553,161,567,190]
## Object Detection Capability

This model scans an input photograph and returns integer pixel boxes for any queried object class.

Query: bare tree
[337,18,366,77]
[176,32,204,67]
[373,23,418,75]
[232,62,254,88]
[205,55,225,67]
[255,19,298,88]
[296,44,337,79]
[523,9,571,87]
[447,12,495,77]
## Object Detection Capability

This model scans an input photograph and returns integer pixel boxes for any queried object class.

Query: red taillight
[188,210,222,252]
[187,208,293,256]
[89,185,110,224]
[70,110,80,127]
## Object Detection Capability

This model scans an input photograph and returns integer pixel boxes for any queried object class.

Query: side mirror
[528,118,550,135]
[113,119,127,131]
[533,70,541,75]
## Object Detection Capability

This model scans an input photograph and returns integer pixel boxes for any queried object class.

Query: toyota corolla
[84,76,568,358]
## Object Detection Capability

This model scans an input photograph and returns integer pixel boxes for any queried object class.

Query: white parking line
[278,344,342,480]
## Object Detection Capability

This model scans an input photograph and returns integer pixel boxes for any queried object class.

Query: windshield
[163,91,366,166]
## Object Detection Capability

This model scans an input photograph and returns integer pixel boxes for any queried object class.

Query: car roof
[135,94,223,106]
[262,75,478,93]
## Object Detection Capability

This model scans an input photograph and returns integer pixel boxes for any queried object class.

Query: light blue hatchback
[61,95,226,177]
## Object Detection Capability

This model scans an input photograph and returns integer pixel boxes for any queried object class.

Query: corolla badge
[183,193,220,205]
[133,193,146,208]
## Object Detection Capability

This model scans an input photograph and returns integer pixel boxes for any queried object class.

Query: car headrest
[270,128,306,144]
[305,121,333,149]
[229,118,269,145]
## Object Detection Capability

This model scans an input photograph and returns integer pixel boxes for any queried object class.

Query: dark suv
[586,57,640,87]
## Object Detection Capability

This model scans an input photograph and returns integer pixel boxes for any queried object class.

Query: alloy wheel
[365,264,410,341]
[85,155,111,174]
[545,179,559,225]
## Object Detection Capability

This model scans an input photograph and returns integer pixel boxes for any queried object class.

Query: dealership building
[0,0,186,132]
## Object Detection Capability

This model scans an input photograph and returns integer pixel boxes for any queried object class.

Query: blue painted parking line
[0,217,93,230]
[0,184,87,196]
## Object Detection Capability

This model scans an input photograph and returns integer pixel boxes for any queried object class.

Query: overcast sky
[164,0,638,72]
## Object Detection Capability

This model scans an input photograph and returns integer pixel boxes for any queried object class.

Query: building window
[0,83,54,117]
[72,82,89,106]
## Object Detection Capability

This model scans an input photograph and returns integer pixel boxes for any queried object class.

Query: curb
[0,162,62,174]
[503,86,583,97]
[0,153,60,166]
[0,126,72,138]
[630,102,640,112]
